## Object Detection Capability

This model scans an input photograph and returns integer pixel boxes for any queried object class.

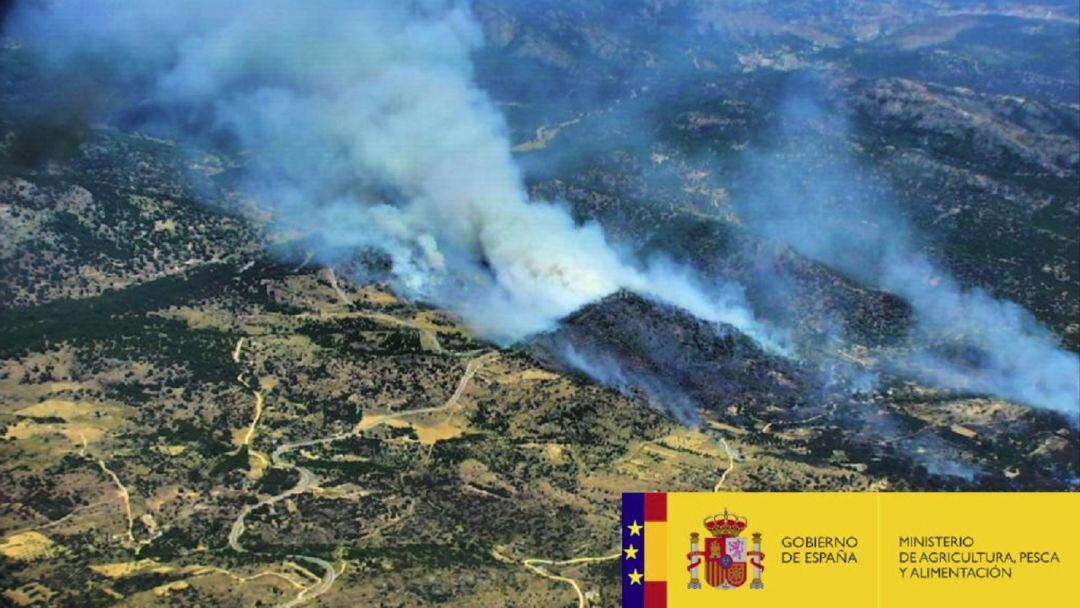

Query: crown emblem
[703,508,747,537]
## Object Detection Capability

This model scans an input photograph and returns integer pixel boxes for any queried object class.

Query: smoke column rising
[737,95,1079,415]
[4,0,775,345]
[5,1,1075,417]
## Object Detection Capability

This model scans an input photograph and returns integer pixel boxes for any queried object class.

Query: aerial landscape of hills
[0,1,1077,606]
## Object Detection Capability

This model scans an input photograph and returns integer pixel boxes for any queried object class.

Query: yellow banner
[623,492,1080,607]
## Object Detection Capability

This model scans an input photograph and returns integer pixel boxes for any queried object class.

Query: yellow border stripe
[644,521,667,582]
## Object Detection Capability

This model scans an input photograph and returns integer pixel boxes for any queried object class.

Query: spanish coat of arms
[686,508,765,590]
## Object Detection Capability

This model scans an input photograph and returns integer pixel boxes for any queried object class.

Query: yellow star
[627,520,642,536]
[624,544,639,560]
[628,569,644,585]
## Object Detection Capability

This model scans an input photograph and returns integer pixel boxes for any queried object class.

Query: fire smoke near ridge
[3,0,772,345]
[4,0,1076,417]
[737,96,1079,415]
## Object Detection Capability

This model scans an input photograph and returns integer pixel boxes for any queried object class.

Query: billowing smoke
[555,339,701,426]
[737,94,1079,416]
[3,0,774,345]
[4,1,1075,420]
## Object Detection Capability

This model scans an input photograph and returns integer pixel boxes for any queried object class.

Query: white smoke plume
[737,95,1079,416]
[4,0,775,344]
[6,1,1073,419]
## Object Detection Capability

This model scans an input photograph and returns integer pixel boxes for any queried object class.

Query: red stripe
[644,581,666,607]
[643,492,667,522]
[707,561,720,587]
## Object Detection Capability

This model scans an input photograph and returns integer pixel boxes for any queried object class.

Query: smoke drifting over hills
[4,0,1076,418]
[737,94,1079,415]
[4,0,773,346]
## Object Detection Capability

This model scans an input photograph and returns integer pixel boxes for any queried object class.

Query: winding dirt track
[73,432,161,552]
[227,352,495,606]
[233,338,267,450]
[277,555,337,608]
[523,554,621,608]
[493,549,619,608]
[359,352,496,432]
[713,435,736,491]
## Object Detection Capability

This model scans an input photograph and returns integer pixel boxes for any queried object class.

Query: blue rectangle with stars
[622,492,645,608]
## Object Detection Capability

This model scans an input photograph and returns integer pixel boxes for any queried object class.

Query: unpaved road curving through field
[493,549,620,608]
[227,352,495,606]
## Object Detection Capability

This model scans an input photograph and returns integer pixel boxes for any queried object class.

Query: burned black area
[531,291,1078,489]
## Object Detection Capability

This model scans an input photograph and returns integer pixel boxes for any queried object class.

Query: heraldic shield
[704,536,748,588]
[686,507,763,591]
